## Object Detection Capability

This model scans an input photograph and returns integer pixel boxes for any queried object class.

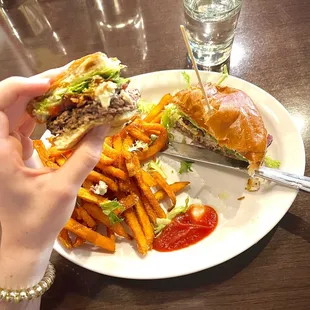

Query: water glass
[183,0,243,67]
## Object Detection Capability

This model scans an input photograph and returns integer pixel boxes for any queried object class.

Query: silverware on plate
[162,141,310,193]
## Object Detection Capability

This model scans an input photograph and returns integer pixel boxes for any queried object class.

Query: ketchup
[153,205,218,252]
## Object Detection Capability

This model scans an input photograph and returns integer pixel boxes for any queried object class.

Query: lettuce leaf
[167,197,190,220]
[154,218,171,235]
[137,99,156,114]
[179,161,194,174]
[67,80,90,94]
[264,155,281,169]
[147,159,167,179]
[217,64,229,85]
[154,197,190,235]
[161,104,182,130]
[182,71,191,88]
[100,200,125,224]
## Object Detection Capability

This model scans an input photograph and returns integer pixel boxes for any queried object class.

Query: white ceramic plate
[31,70,305,279]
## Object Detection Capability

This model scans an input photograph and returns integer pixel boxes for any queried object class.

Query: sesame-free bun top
[172,84,268,171]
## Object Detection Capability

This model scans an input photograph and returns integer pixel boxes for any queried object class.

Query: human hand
[0,68,109,297]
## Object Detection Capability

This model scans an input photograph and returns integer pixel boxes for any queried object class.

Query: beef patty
[47,94,136,135]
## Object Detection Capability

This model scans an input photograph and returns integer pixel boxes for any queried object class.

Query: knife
[162,141,310,193]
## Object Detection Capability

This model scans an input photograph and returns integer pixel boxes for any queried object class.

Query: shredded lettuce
[100,200,125,224]
[154,197,190,235]
[137,99,156,114]
[182,71,191,88]
[128,140,149,152]
[67,80,90,94]
[147,159,167,179]
[154,218,171,235]
[161,104,181,130]
[264,155,281,169]
[217,64,229,85]
[168,197,190,220]
[179,161,194,174]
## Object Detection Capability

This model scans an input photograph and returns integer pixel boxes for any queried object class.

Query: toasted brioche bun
[53,110,137,150]
[172,85,268,170]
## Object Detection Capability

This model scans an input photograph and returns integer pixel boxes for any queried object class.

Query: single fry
[33,140,49,163]
[141,169,157,187]
[82,179,94,190]
[96,163,128,180]
[144,93,173,122]
[135,170,166,218]
[144,129,161,136]
[33,140,59,169]
[58,229,72,249]
[102,143,118,159]
[151,171,176,207]
[83,203,131,239]
[73,236,85,248]
[130,181,154,247]
[137,126,168,161]
[65,218,115,252]
[123,209,148,255]
[125,153,140,177]
[112,134,123,151]
[104,136,113,147]
[87,170,118,192]
[135,198,154,247]
[127,126,151,143]
[119,193,139,212]
[119,180,131,192]
[55,156,66,167]
[48,146,73,158]
[154,181,190,201]
[78,187,108,205]
[140,195,157,225]
[151,112,163,124]
[107,228,116,242]
[123,135,134,150]
[112,135,127,171]
[99,153,114,166]
[75,206,97,228]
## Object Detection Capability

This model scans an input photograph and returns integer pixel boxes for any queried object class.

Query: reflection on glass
[0,0,68,74]
[87,0,147,63]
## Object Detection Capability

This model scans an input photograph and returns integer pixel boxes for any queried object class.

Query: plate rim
[50,69,305,279]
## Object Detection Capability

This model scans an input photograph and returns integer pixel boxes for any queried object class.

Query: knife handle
[257,167,310,193]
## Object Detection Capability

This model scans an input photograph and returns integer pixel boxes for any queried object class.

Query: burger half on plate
[161,83,273,173]
[27,52,140,150]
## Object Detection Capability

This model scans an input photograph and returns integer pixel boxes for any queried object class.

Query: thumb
[55,125,110,187]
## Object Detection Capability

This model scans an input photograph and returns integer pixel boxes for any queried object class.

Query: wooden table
[1,0,310,309]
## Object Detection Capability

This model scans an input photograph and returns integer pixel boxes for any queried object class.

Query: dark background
[0,0,310,309]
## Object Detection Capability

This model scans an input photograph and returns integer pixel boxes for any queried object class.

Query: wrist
[0,240,53,289]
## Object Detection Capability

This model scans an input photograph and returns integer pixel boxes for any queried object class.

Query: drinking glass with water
[183,0,243,68]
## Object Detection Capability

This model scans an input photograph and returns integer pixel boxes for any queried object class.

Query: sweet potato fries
[33,94,190,255]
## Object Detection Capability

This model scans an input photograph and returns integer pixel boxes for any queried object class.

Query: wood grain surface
[1,0,310,309]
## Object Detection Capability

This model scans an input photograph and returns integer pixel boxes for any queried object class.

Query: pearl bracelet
[0,262,55,303]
